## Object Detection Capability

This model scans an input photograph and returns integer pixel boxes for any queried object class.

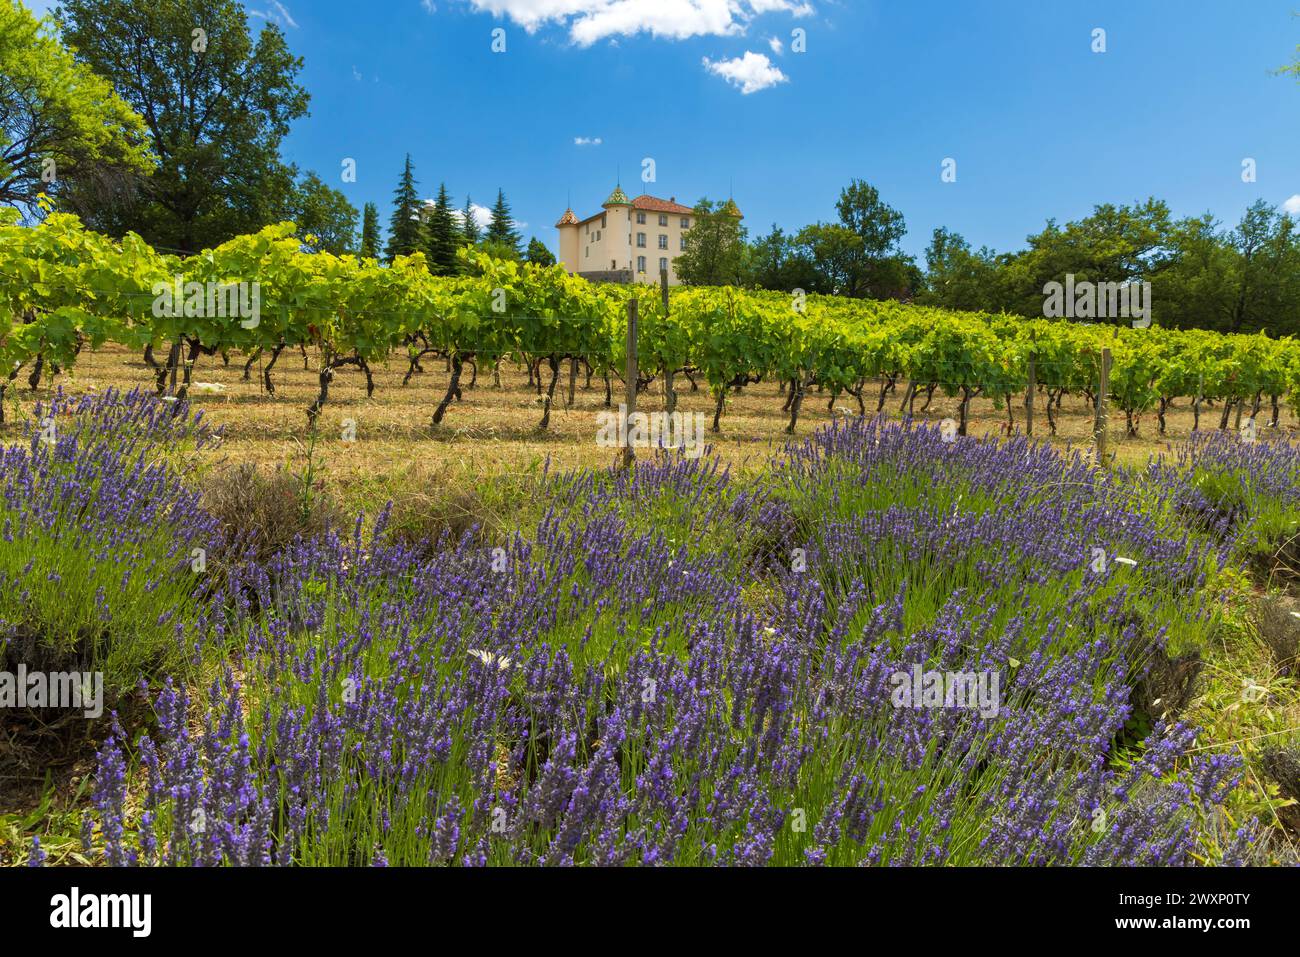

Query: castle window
[658,214,668,227]
[637,256,646,273]
[636,212,646,224]
[681,217,690,228]
[658,235,668,250]
[636,233,646,248]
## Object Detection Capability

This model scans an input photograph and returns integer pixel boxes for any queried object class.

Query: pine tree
[484,188,521,255]
[359,202,381,259]
[424,183,461,275]
[460,195,480,245]
[384,154,422,263]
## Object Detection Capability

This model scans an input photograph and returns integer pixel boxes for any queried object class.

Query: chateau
[556,186,742,285]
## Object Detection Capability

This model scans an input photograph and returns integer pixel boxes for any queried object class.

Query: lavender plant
[72,411,1257,866]
[0,388,221,695]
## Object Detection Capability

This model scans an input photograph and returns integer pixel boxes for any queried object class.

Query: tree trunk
[176,338,202,400]
[1218,397,1233,430]
[433,354,463,425]
[156,342,180,395]
[899,379,917,414]
[306,356,334,424]
[264,343,285,395]
[538,357,560,430]
[786,374,810,434]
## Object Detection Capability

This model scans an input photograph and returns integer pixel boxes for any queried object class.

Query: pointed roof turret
[603,185,631,207]
[555,207,579,227]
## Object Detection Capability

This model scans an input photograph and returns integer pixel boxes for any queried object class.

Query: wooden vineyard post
[624,298,638,468]
[661,269,675,415]
[1024,350,1035,438]
[1094,347,1111,465]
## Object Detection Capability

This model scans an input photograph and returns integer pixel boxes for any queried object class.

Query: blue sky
[21,0,1300,260]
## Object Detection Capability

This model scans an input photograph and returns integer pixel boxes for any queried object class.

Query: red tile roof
[631,194,695,215]
[558,192,700,229]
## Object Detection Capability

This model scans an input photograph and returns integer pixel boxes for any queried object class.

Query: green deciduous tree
[744,224,818,292]
[1159,202,1300,336]
[0,0,154,216]
[55,0,310,251]
[675,198,748,286]
[792,222,861,296]
[917,227,1005,311]
[833,179,913,298]
[292,172,357,255]
[525,237,556,267]
[999,198,1174,318]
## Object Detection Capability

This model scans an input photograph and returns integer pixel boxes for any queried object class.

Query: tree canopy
[53,0,310,251]
[0,0,154,216]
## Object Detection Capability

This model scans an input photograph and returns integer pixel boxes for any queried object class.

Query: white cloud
[747,0,813,16]
[767,35,783,55]
[702,51,788,94]
[574,136,603,146]
[422,0,437,11]
[436,202,495,231]
[1284,195,1300,216]
[461,1,813,47]
[247,1,299,29]
[352,66,363,81]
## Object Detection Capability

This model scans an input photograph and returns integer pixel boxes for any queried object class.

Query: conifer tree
[359,202,381,259]
[384,154,422,262]
[424,183,461,275]
[484,188,521,255]
[461,194,480,245]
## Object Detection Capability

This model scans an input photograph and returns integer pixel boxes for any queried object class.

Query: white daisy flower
[468,649,511,670]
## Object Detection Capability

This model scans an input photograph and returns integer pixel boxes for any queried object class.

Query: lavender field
[4,389,1297,867]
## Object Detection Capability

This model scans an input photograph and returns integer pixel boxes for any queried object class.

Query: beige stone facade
[556,187,742,286]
